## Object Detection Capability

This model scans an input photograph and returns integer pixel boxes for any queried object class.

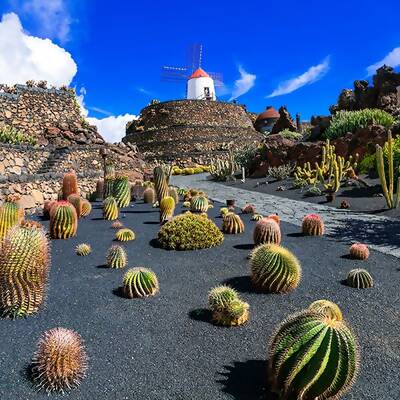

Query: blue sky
[0,0,399,141]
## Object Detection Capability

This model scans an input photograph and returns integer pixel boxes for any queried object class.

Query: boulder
[271,106,297,134]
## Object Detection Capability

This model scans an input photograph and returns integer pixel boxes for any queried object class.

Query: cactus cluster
[103,197,119,221]
[160,196,175,223]
[75,243,92,256]
[250,244,301,293]
[349,243,370,260]
[122,267,159,298]
[190,195,209,213]
[106,245,128,269]
[242,203,256,214]
[308,299,343,321]
[222,212,245,234]
[115,228,135,242]
[113,174,130,208]
[49,201,78,239]
[253,217,281,245]
[32,327,87,393]
[0,195,24,239]
[302,213,324,236]
[62,172,78,200]
[347,268,374,289]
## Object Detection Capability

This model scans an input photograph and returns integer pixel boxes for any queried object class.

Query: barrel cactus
[49,201,78,239]
[349,243,369,260]
[302,214,324,236]
[32,327,87,393]
[80,199,92,217]
[0,223,50,317]
[267,214,280,225]
[208,285,238,310]
[251,213,263,221]
[154,166,169,203]
[177,188,187,197]
[220,207,229,217]
[103,196,118,221]
[62,172,78,200]
[190,195,209,213]
[250,244,301,293]
[43,199,56,219]
[222,212,245,234]
[113,174,130,208]
[106,245,127,268]
[67,193,83,218]
[168,187,179,205]
[75,243,91,256]
[111,220,124,229]
[268,311,359,399]
[242,203,256,214]
[253,217,281,245]
[103,176,115,199]
[160,196,175,223]
[0,195,24,240]
[122,267,159,298]
[143,187,156,204]
[308,299,343,321]
[115,228,135,242]
[347,268,373,289]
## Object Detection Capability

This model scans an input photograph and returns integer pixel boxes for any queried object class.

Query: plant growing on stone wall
[0,195,24,240]
[50,201,78,239]
[0,125,36,146]
[277,129,302,140]
[62,172,78,200]
[122,267,159,298]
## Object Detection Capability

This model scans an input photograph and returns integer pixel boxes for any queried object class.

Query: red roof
[256,106,280,121]
[189,68,210,79]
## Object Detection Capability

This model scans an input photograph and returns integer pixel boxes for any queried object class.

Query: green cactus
[219,207,229,217]
[190,195,209,213]
[103,176,115,199]
[160,196,175,223]
[308,299,343,321]
[250,244,301,293]
[106,245,127,268]
[268,311,360,399]
[222,212,245,234]
[347,268,373,289]
[177,188,187,197]
[113,175,130,208]
[115,228,135,242]
[103,196,119,221]
[0,223,50,317]
[75,243,91,256]
[0,196,24,240]
[49,201,78,239]
[168,187,179,205]
[253,217,281,245]
[153,166,169,203]
[208,286,239,311]
[122,267,159,298]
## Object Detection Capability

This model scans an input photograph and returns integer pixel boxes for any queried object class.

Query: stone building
[254,106,280,134]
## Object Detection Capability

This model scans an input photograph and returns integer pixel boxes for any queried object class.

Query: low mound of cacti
[80,200,92,217]
[190,195,209,213]
[157,212,223,250]
[302,213,324,235]
[160,196,175,223]
[222,212,245,234]
[208,286,249,326]
[251,213,263,221]
[75,243,91,256]
[106,245,128,269]
[49,201,78,239]
[67,193,83,218]
[0,223,50,317]
[122,267,159,298]
[62,172,78,200]
[308,299,343,321]
[0,195,24,239]
[242,203,256,214]
[115,228,135,242]
[32,327,87,393]
[103,196,119,221]
[347,268,374,289]
[349,243,369,260]
[250,244,301,293]
[268,311,359,399]
[143,188,156,204]
[113,174,130,208]
[253,217,281,245]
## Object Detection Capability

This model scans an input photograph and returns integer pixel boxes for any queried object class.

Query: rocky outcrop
[270,106,297,134]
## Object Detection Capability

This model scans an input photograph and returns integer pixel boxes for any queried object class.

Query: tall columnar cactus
[250,244,301,293]
[122,267,159,298]
[302,214,324,236]
[253,217,281,245]
[96,179,104,200]
[153,166,169,203]
[190,195,209,213]
[168,187,179,205]
[268,311,359,399]
[49,201,78,239]
[32,327,87,393]
[308,299,343,321]
[349,243,369,260]
[103,176,115,199]
[376,130,400,209]
[106,245,127,269]
[67,193,83,218]
[0,195,24,239]
[80,199,92,217]
[62,172,78,200]
[143,187,156,204]
[113,174,130,208]
[0,223,50,317]
[103,197,119,221]
[222,212,245,234]
[347,268,374,289]
[160,196,175,223]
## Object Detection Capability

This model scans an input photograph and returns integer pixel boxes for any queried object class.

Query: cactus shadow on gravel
[223,276,255,293]
[188,308,212,323]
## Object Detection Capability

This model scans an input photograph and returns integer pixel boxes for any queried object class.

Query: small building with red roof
[255,106,280,134]
[187,68,216,101]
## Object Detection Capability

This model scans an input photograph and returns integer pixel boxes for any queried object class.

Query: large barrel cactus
[268,311,360,399]
[190,195,209,213]
[122,267,159,298]
[0,223,50,317]
[253,217,281,245]
[113,174,130,208]
[160,196,175,223]
[153,166,169,203]
[49,201,78,239]
[103,197,119,221]
[0,195,24,240]
[222,212,245,234]
[308,299,343,321]
[62,172,78,200]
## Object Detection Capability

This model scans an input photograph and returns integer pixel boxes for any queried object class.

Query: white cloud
[366,47,400,76]
[0,12,77,86]
[229,66,256,101]
[267,57,330,98]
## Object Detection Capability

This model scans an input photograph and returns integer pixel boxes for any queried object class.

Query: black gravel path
[0,201,398,399]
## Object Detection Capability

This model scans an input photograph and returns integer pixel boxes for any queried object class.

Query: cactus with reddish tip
[267,214,280,225]
[242,203,256,214]
[32,327,87,393]
[308,299,343,321]
[253,217,281,245]
[49,201,77,239]
[250,244,301,293]
[153,166,169,203]
[67,193,83,218]
[268,311,359,399]
[190,195,209,213]
[0,223,50,317]
[222,212,245,234]
[0,195,24,239]
[143,187,156,204]
[302,214,324,236]
[115,228,135,242]
[103,197,118,221]
[349,243,369,260]
[62,172,78,200]
[80,199,92,217]
[106,245,127,268]
[347,268,373,289]
[111,220,123,229]
[122,267,159,298]
[43,200,56,219]
[160,196,175,223]
[113,174,130,208]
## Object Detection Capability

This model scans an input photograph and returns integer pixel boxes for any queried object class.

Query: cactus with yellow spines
[153,166,169,203]
[222,212,245,234]
[0,195,24,240]
[106,245,127,269]
[208,286,238,311]
[251,213,263,221]
[115,228,135,242]
[49,201,77,239]
[103,197,118,221]
[122,267,159,298]
[160,196,175,223]
[75,243,91,256]
[67,193,83,218]
[190,195,209,213]
[103,176,115,199]
[220,207,229,217]
[308,299,343,321]
[113,174,130,208]
[80,199,92,217]
[0,223,50,317]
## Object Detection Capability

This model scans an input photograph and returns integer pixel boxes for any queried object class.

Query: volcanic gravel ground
[0,201,399,399]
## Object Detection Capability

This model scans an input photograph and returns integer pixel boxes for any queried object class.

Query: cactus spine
[113,175,130,208]
[153,166,169,203]
[106,245,128,269]
[160,196,175,223]
[122,267,159,298]
[62,172,78,200]
[103,197,119,221]
[222,212,245,234]
[49,201,78,239]
[0,196,24,239]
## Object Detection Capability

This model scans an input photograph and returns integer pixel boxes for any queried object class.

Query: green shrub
[323,109,395,140]
[234,144,262,174]
[358,153,376,174]
[0,125,36,145]
[276,129,302,140]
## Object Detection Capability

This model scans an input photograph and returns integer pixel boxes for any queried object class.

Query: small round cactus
[251,213,263,221]
[182,201,191,208]
[103,196,119,221]
[168,187,179,205]
[32,327,87,393]
[302,213,324,236]
[160,196,175,223]
[122,267,159,298]
[349,243,369,260]
[208,286,238,311]
[267,214,280,225]
[268,311,359,399]
[347,268,373,289]
[75,243,91,256]
[143,187,156,204]
[253,217,281,245]
[115,228,135,242]
[111,220,124,229]
[190,195,209,213]
[106,245,127,268]
[250,244,301,293]
[80,200,92,217]
[220,207,229,217]
[49,201,78,239]
[222,212,245,234]
[308,299,343,321]
[242,203,256,214]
